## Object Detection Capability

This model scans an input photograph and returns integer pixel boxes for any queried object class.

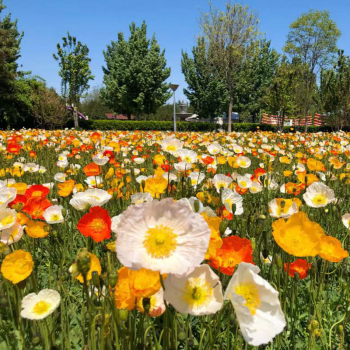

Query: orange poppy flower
[319,236,349,262]
[307,158,326,172]
[77,206,111,243]
[84,163,101,177]
[208,236,254,275]
[22,197,52,220]
[25,185,49,200]
[284,259,311,280]
[58,179,75,197]
[9,195,27,210]
[113,267,136,310]
[128,268,164,298]
[285,182,304,196]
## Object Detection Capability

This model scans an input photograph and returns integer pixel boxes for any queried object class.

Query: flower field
[0,129,349,350]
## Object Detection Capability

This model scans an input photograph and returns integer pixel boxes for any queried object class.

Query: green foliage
[181,37,229,119]
[76,119,330,133]
[320,50,350,129]
[199,3,259,131]
[79,86,110,120]
[237,39,280,120]
[0,0,24,127]
[265,57,297,121]
[101,21,171,119]
[53,32,94,104]
[284,10,341,74]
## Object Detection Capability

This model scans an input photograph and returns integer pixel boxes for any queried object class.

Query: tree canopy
[101,21,171,119]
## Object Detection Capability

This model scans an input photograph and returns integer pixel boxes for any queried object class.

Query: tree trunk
[74,110,79,129]
[228,94,233,133]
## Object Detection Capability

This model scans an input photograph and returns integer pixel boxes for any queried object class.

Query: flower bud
[92,271,100,289]
[309,320,319,332]
[76,248,91,277]
[219,219,229,235]
[142,297,151,314]
[109,272,118,288]
[119,309,129,322]
[276,255,282,269]
[193,200,200,213]
[178,330,187,342]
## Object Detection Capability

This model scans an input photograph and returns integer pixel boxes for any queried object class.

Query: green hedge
[76,119,333,133]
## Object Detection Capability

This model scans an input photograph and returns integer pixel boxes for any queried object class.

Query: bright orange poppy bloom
[77,206,111,242]
[25,185,50,200]
[58,179,75,197]
[84,162,101,177]
[22,197,52,220]
[208,236,254,275]
[284,259,311,280]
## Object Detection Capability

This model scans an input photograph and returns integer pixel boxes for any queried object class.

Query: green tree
[181,37,228,120]
[30,82,69,129]
[199,2,259,132]
[240,39,279,122]
[265,56,298,128]
[0,0,24,127]
[101,21,171,120]
[320,50,350,130]
[284,10,341,75]
[53,32,94,127]
[79,86,110,120]
[284,10,340,130]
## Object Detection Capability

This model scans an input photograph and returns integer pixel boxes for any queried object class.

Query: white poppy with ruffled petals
[164,264,223,316]
[116,198,211,275]
[225,263,286,346]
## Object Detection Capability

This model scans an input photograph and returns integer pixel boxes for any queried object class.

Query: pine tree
[101,21,171,119]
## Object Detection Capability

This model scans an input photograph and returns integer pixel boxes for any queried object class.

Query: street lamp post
[170,84,179,132]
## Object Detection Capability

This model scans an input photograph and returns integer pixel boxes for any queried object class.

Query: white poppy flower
[303,182,335,208]
[0,208,17,230]
[225,263,286,346]
[212,174,233,193]
[207,143,222,155]
[0,223,24,245]
[43,205,65,224]
[84,176,103,188]
[116,198,211,275]
[161,137,183,154]
[236,156,251,168]
[131,192,153,204]
[21,289,61,320]
[92,153,109,166]
[342,213,350,229]
[0,187,17,210]
[164,264,223,316]
[70,189,112,211]
[54,173,67,183]
[268,199,298,218]
[221,188,243,215]
[178,149,198,164]
[188,172,205,188]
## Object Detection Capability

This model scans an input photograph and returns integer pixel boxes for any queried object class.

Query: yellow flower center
[240,161,247,167]
[240,181,247,188]
[144,225,177,259]
[1,215,14,227]
[312,194,326,205]
[50,214,62,221]
[89,219,107,232]
[182,277,213,308]
[32,191,43,197]
[216,181,226,189]
[235,283,261,315]
[33,300,51,315]
[184,156,192,163]
[166,145,176,152]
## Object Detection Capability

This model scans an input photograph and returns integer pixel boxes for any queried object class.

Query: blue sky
[4,0,350,102]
